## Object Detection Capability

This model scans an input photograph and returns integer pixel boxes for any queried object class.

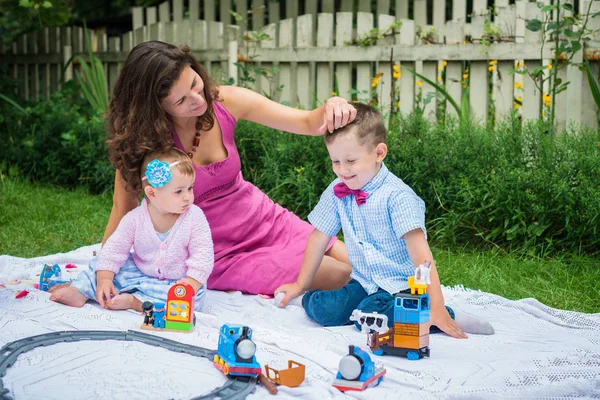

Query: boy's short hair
[141,147,195,185]
[324,102,386,147]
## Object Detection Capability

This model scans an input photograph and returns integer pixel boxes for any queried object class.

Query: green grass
[0,176,111,257]
[1,176,598,313]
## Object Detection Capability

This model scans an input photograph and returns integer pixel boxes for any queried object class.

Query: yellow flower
[396,102,400,108]
[543,93,551,107]
[443,61,447,66]
[437,75,442,82]
[393,64,400,72]
[332,91,337,96]
[514,82,523,89]
[438,65,444,71]
[518,61,524,68]
[371,77,379,87]
[393,71,401,79]
[489,60,498,65]
[514,103,521,109]
[488,66,495,72]
[416,80,423,87]
[516,96,523,102]
[547,64,553,70]
[463,73,469,80]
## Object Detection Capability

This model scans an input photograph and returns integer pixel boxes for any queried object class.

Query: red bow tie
[334,182,368,205]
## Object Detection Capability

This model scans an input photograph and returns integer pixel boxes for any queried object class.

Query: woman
[104,41,355,295]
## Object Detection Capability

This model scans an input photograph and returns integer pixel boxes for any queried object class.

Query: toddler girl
[50,148,214,312]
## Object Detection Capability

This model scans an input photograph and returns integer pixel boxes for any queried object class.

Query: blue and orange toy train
[332,345,386,392]
[213,324,262,377]
[367,289,431,360]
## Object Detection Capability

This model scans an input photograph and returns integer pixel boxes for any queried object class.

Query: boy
[275,103,493,338]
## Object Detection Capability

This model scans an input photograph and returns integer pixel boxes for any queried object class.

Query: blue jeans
[302,279,454,332]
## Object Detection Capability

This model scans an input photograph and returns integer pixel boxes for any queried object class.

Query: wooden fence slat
[278,18,294,105]
[470,61,488,124]
[445,20,464,44]
[377,15,396,112]
[377,0,390,16]
[564,26,584,130]
[49,27,59,94]
[159,1,170,23]
[446,61,462,117]
[108,37,121,94]
[296,14,313,109]
[421,61,437,121]
[252,0,265,30]
[453,0,466,21]
[134,26,146,46]
[236,0,248,22]
[189,0,199,20]
[173,0,184,22]
[208,21,223,80]
[522,60,541,120]
[322,0,335,14]
[133,7,144,30]
[359,0,371,13]
[269,1,280,24]
[398,19,415,114]
[60,27,72,89]
[146,6,158,25]
[335,12,353,101]
[149,22,166,42]
[221,0,232,25]
[433,0,445,33]
[260,23,277,99]
[396,0,408,19]
[18,35,28,100]
[286,0,298,19]
[357,12,374,103]
[40,28,49,99]
[341,0,353,12]
[191,20,208,50]
[28,32,39,100]
[316,13,334,104]
[414,0,427,26]
[493,61,514,122]
[554,64,568,131]
[205,0,216,21]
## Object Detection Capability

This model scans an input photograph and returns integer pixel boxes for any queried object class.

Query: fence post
[63,45,73,82]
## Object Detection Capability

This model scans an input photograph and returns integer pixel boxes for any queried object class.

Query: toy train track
[0,330,257,400]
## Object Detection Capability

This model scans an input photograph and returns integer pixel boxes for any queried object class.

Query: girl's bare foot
[49,287,87,307]
[47,282,71,293]
[106,293,143,312]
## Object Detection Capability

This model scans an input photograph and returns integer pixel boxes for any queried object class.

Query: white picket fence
[1,0,599,131]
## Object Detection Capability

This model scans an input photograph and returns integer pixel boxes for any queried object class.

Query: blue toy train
[213,324,262,377]
[332,345,386,392]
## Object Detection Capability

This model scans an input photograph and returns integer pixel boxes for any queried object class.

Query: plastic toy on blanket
[39,263,73,291]
[358,263,432,360]
[140,282,197,333]
[332,345,386,392]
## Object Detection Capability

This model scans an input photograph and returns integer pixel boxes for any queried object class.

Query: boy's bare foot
[49,287,87,307]
[106,293,143,312]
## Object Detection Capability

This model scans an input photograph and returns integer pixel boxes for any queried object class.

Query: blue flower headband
[142,159,181,188]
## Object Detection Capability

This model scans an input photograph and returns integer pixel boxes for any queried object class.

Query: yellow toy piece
[407,276,427,295]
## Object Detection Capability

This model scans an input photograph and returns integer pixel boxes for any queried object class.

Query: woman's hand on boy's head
[318,97,357,134]
[431,304,468,339]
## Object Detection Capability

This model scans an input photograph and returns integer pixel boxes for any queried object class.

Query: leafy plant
[70,22,108,113]
[345,20,403,47]
[513,0,598,130]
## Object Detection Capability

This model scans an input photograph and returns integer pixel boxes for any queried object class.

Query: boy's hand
[431,304,468,339]
[274,282,305,308]
[96,277,118,309]
[177,277,202,293]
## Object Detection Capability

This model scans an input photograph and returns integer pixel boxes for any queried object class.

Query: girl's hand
[431,304,468,339]
[177,276,202,293]
[274,282,305,308]
[96,278,118,309]
[317,97,357,134]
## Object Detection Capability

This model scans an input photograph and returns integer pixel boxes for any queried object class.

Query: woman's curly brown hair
[106,41,219,193]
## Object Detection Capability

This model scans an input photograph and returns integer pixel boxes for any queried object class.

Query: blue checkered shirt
[308,163,426,295]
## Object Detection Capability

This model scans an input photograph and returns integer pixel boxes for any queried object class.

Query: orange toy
[265,360,306,388]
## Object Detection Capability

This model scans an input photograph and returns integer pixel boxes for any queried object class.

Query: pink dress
[172,100,335,295]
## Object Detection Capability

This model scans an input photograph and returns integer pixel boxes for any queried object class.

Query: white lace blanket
[1,245,599,400]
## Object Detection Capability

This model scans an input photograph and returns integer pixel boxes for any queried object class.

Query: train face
[214,324,262,377]
[332,346,386,392]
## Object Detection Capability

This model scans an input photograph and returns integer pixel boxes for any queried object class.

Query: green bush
[0,82,112,194]
[2,87,599,256]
